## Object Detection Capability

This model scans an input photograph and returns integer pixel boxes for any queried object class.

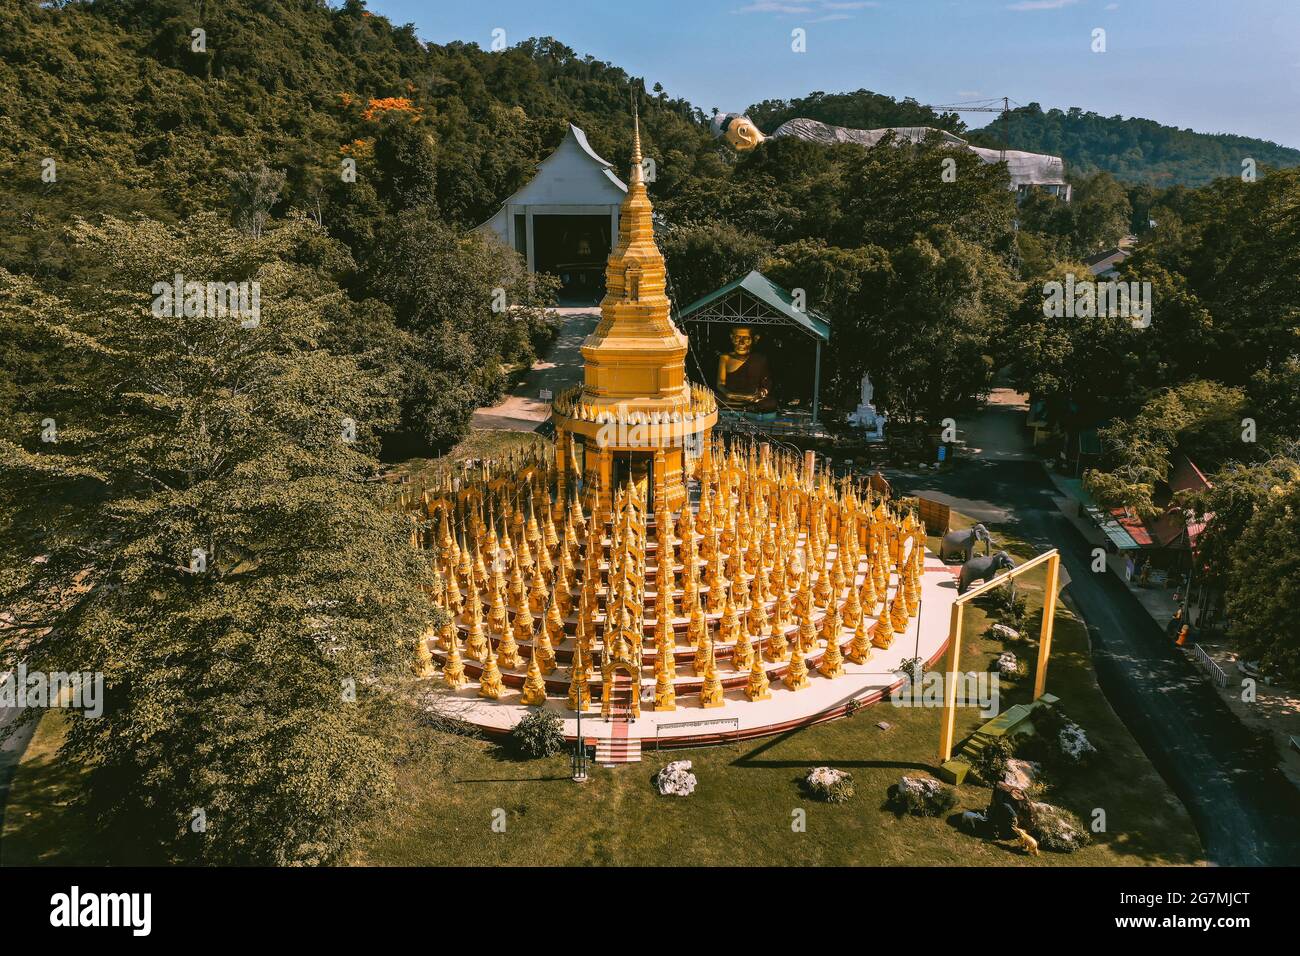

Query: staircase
[595,735,641,765]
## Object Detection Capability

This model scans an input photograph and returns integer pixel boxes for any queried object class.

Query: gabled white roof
[570,123,615,168]
[479,124,626,231]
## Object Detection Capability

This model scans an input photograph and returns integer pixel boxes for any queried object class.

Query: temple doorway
[607,672,636,721]
[611,452,654,511]
[533,214,610,303]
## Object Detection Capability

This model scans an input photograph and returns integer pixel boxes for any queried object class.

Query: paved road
[886,397,1300,866]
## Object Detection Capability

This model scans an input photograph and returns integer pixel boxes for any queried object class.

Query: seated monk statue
[716,326,777,413]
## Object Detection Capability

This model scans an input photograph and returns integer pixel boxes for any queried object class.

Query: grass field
[0,498,1205,867]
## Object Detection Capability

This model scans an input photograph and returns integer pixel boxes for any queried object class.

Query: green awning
[1058,477,1141,550]
[677,270,831,342]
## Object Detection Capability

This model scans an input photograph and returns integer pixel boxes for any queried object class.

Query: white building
[477,124,627,299]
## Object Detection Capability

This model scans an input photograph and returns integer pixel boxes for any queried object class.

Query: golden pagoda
[411,108,937,742]
[550,108,717,513]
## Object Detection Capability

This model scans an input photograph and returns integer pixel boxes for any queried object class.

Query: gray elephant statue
[958,551,1015,595]
[940,523,992,563]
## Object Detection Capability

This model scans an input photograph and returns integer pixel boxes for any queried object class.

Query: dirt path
[471,307,598,432]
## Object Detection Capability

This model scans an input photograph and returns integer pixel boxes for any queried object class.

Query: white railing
[654,716,740,750]
[1191,643,1227,688]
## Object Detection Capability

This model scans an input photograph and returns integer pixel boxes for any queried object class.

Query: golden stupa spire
[629,95,644,184]
[550,93,716,513]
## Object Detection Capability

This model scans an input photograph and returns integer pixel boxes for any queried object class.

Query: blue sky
[367,0,1300,148]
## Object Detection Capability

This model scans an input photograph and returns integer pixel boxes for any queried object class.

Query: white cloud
[734,0,878,15]
[1006,0,1079,10]
[734,1,815,12]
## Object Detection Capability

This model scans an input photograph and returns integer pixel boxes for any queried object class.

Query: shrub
[1026,706,1097,770]
[987,588,1029,629]
[972,736,1016,786]
[1028,801,1092,852]
[509,711,565,759]
[898,656,925,683]
[891,775,959,816]
[804,767,855,804]
[1014,733,1053,766]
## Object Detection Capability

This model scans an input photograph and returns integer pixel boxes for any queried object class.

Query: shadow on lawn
[453,774,573,784]
[728,719,942,775]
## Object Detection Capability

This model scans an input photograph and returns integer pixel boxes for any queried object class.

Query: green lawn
[1,711,106,866]
[1,509,1205,867]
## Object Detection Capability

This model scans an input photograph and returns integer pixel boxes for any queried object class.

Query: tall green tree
[1085,380,1248,516]
[661,219,770,307]
[365,208,558,449]
[0,215,437,864]
[1004,263,1147,429]
[765,227,1018,423]
[1223,470,1300,679]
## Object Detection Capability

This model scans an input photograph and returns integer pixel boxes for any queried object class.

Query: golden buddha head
[710,112,766,151]
[729,326,758,356]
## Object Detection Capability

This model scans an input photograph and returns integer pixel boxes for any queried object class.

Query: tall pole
[812,339,822,427]
[938,601,965,763]
[913,595,923,665]
[1000,96,1009,164]
[573,688,587,782]
[1032,553,1060,700]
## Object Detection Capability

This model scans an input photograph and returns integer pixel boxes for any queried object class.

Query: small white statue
[849,373,884,441]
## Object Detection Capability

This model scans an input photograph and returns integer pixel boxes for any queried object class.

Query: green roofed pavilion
[676,270,831,342]
[677,270,831,426]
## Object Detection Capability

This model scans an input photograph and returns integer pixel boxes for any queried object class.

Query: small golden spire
[629,92,643,184]
[744,638,772,701]
[442,626,468,689]
[478,638,504,699]
[699,629,725,709]
[520,645,548,706]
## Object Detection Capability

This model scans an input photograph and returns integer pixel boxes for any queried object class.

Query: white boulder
[898,774,943,802]
[655,760,697,797]
[806,766,850,789]
[1001,758,1041,791]
[1058,721,1096,762]
[989,623,1021,642]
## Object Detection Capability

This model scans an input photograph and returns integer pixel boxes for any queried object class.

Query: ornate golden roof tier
[550,108,716,511]
[550,383,716,436]
[578,113,694,413]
